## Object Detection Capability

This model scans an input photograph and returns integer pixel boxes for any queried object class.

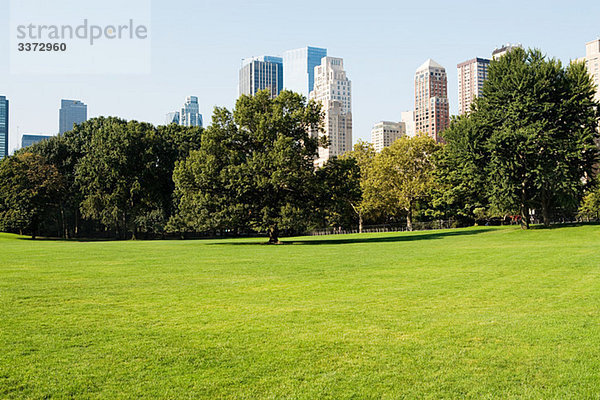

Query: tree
[340,140,376,232]
[578,186,600,221]
[477,48,598,228]
[0,153,64,239]
[365,135,440,231]
[171,90,322,243]
[75,117,184,239]
[436,114,489,224]
[315,157,362,230]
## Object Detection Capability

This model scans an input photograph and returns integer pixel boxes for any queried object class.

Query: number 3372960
[18,43,67,52]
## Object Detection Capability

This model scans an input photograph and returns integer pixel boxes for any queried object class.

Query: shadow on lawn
[209,227,496,246]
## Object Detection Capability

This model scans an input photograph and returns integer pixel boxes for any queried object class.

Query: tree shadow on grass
[208,227,497,246]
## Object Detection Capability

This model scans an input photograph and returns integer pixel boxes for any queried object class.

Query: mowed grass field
[1,226,600,399]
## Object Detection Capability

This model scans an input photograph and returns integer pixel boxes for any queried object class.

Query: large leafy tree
[365,135,440,230]
[315,157,362,230]
[75,117,190,239]
[340,140,376,232]
[0,153,64,239]
[478,48,598,228]
[436,114,489,223]
[171,90,322,243]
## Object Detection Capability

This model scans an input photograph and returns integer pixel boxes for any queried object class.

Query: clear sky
[1,0,599,154]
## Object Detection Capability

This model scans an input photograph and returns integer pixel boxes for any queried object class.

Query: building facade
[0,96,8,159]
[457,57,490,115]
[283,46,327,98]
[21,134,53,149]
[492,43,522,60]
[400,110,416,137]
[59,99,87,134]
[310,56,352,167]
[165,111,180,125]
[583,39,600,102]
[371,121,406,153]
[239,56,283,98]
[180,96,203,127]
[414,59,449,142]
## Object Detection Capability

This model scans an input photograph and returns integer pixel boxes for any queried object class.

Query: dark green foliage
[439,48,599,228]
[170,90,322,243]
[315,157,362,230]
[11,117,202,239]
[0,153,64,238]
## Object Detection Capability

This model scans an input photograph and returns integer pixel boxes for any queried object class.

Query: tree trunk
[358,213,363,234]
[406,204,413,232]
[268,226,280,244]
[74,208,79,238]
[60,206,68,239]
[541,188,550,227]
[520,183,529,230]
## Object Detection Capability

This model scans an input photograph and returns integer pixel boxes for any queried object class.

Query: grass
[1,225,600,399]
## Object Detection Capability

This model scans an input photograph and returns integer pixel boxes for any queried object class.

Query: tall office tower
[400,111,416,137]
[165,111,180,125]
[583,39,600,102]
[414,59,449,142]
[492,43,522,60]
[59,99,87,134]
[239,56,283,98]
[283,46,327,98]
[457,57,490,115]
[0,96,8,159]
[21,134,52,149]
[371,121,406,153]
[180,96,203,127]
[310,56,352,167]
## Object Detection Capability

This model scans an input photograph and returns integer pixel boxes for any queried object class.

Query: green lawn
[1,226,600,399]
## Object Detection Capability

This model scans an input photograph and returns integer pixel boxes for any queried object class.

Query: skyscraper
[180,96,203,127]
[59,99,87,134]
[310,56,352,167]
[582,39,600,102]
[283,46,328,98]
[165,112,180,125]
[371,121,405,153]
[414,59,449,142]
[400,111,416,137]
[21,134,52,149]
[492,43,522,60]
[457,57,490,115]
[239,56,283,98]
[0,96,8,159]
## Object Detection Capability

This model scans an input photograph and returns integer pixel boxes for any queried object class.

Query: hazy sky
[1,0,599,154]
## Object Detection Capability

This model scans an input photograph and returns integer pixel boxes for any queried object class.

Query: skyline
[0,0,599,154]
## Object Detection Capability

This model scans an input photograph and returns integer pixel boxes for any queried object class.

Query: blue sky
[1,0,599,154]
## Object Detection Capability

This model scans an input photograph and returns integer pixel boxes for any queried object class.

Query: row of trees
[0,118,203,239]
[0,47,599,240]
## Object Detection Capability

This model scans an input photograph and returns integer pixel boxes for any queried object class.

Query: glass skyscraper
[0,96,8,159]
[283,46,327,99]
[59,99,87,134]
[21,134,52,148]
[180,96,203,128]
[165,111,180,125]
[239,56,284,98]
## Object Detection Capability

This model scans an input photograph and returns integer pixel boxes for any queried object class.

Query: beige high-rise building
[492,43,522,60]
[457,57,490,115]
[400,111,416,137]
[582,39,600,102]
[310,56,352,167]
[371,121,406,153]
[414,59,449,142]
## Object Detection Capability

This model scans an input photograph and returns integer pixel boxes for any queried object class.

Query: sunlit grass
[1,225,599,398]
